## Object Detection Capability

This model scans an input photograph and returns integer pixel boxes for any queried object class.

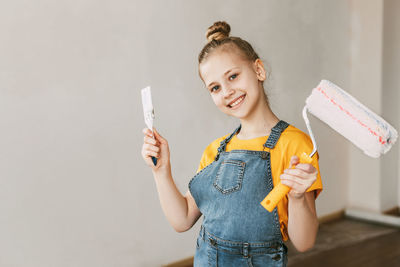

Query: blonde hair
[198,21,260,64]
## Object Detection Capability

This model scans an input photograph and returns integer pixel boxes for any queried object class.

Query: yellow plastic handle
[260,152,313,212]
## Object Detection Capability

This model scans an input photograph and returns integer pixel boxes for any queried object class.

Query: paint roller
[261,80,398,212]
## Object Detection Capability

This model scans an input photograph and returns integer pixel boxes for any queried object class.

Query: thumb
[289,155,300,168]
[153,128,166,144]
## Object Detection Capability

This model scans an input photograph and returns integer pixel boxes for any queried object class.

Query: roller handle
[260,152,313,212]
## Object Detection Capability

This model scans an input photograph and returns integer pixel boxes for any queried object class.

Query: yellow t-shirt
[196,125,323,241]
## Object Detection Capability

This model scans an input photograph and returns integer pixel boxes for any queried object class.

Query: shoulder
[196,134,230,173]
[278,124,316,156]
[280,124,313,145]
[204,134,229,154]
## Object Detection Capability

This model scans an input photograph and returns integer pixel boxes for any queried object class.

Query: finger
[280,178,310,193]
[143,155,157,167]
[143,128,155,137]
[153,128,167,144]
[280,177,302,189]
[295,163,317,174]
[289,155,299,168]
[144,143,160,153]
[280,173,309,186]
[143,135,157,145]
[284,166,317,181]
[280,173,314,191]
[143,149,159,159]
[142,143,160,156]
[284,167,311,178]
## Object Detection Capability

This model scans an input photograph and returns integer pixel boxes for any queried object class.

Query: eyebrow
[207,67,240,88]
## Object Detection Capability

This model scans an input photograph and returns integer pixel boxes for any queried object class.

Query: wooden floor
[287,218,400,267]
[165,217,400,267]
[288,230,400,266]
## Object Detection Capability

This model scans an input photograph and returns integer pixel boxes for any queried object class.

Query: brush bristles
[305,80,398,158]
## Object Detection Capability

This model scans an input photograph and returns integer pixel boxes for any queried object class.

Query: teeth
[230,95,244,107]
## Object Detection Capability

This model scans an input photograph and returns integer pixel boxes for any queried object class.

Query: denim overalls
[189,120,289,267]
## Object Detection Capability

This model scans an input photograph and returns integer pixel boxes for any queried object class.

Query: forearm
[287,193,319,252]
[152,166,192,232]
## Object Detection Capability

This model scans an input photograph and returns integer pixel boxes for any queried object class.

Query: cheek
[236,77,255,92]
[211,95,225,109]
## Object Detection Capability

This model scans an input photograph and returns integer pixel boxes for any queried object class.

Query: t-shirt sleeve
[289,131,323,199]
[197,150,209,173]
[307,151,323,198]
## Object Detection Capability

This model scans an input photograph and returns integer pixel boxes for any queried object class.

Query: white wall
[2,0,393,266]
[382,0,400,211]
[348,0,399,213]
[348,0,384,212]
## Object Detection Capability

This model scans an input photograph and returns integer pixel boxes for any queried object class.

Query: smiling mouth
[227,94,246,108]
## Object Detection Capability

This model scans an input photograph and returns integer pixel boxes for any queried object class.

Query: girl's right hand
[141,128,170,171]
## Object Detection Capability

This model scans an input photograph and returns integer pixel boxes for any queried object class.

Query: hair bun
[206,21,231,42]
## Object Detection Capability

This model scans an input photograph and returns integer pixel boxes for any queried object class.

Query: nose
[222,85,235,98]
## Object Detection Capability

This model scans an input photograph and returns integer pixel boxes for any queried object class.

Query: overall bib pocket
[213,159,245,194]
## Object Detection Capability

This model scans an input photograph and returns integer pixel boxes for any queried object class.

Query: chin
[228,111,249,120]
[220,104,250,119]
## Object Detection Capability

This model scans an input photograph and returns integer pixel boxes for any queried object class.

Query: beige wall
[0,0,397,266]
[382,0,400,209]
[348,0,384,212]
[348,0,399,213]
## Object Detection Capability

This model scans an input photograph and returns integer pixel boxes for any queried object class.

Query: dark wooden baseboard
[383,206,400,216]
[318,209,345,224]
[163,257,193,267]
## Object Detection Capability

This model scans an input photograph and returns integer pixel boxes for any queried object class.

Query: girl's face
[199,49,266,120]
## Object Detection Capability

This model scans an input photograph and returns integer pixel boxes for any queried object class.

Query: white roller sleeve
[305,80,398,158]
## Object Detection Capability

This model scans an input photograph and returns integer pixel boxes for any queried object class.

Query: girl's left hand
[280,155,317,199]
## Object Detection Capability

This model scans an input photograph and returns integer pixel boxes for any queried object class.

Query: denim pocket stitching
[213,160,245,194]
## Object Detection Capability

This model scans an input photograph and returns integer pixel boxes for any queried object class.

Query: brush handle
[151,156,157,166]
[149,130,157,166]
[260,152,313,212]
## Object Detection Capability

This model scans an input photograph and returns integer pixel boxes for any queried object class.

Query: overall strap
[263,120,290,149]
[214,125,241,161]
[214,120,289,161]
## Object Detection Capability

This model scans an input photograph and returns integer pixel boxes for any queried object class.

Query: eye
[210,85,220,92]
[229,74,238,80]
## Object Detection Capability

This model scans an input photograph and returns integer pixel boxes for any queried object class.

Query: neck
[236,101,280,140]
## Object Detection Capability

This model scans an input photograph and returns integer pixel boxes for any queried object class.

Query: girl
[142,21,322,267]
